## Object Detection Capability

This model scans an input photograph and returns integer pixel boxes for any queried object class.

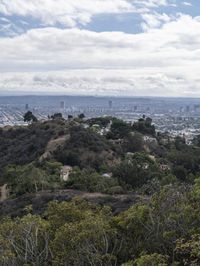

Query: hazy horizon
[0,93,200,100]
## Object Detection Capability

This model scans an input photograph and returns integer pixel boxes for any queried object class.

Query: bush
[113,153,159,189]
[134,253,169,266]
[66,168,119,193]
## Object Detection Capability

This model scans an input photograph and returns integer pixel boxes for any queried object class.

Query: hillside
[1,115,200,265]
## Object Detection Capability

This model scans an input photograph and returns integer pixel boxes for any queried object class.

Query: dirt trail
[0,189,150,218]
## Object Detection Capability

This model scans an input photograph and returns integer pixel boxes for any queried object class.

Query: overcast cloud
[0,0,199,96]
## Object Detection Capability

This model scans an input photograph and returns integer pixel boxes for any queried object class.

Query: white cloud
[0,15,199,70]
[0,0,134,27]
[130,0,173,8]
[0,68,198,97]
[183,2,192,7]
[141,12,173,31]
[0,0,173,27]
[0,14,199,96]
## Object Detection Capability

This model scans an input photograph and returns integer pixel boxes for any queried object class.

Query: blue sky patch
[0,0,198,37]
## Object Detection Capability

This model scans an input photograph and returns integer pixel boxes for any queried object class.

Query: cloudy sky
[0,0,199,96]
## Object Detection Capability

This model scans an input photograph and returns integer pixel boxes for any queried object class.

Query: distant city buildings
[186,106,190,113]
[1,96,200,144]
[108,100,113,109]
[60,101,65,109]
[194,104,200,112]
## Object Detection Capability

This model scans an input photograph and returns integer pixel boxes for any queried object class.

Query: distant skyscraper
[194,104,200,112]
[108,100,113,109]
[186,106,190,113]
[134,106,138,112]
[25,104,29,110]
[60,101,65,109]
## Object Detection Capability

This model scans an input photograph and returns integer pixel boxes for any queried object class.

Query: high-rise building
[60,101,65,109]
[25,103,29,110]
[108,100,113,109]
[194,104,200,112]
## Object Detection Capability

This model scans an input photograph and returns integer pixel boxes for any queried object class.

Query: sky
[0,0,199,97]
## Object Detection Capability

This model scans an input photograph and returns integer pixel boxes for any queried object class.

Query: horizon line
[0,93,200,100]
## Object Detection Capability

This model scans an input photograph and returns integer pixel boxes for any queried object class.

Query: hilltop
[1,114,200,196]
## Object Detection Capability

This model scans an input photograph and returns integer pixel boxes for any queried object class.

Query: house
[60,166,73,181]
[126,152,134,156]
[110,139,124,145]
[102,173,113,178]
[0,184,9,202]
[82,123,89,129]
[160,164,171,172]
[142,163,150,170]
[160,138,170,145]
[143,135,157,144]
[148,155,156,162]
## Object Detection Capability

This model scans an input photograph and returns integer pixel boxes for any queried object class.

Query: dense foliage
[54,125,118,171]
[1,184,200,265]
[1,115,200,265]
[0,119,68,182]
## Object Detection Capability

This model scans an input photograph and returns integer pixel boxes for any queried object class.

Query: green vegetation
[54,125,117,171]
[1,185,200,265]
[113,152,160,189]
[23,111,38,123]
[2,161,62,196]
[107,118,132,139]
[0,119,68,181]
[51,112,63,119]
[132,116,156,136]
[66,168,120,193]
[1,115,200,265]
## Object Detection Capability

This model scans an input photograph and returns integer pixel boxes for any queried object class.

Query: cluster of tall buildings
[179,105,200,113]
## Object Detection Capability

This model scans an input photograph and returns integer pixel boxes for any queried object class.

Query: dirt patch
[40,134,70,161]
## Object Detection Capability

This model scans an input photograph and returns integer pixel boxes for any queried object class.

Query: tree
[23,111,38,123]
[113,153,158,188]
[78,113,85,119]
[66,168,119,193]
[87,117,111,128]
[115,185,194,262]
[192,134,200,147]
[174,136,186,150]
[0,215,51,266]
[68,115,73,119]
[133,117,156,136]
[173,165,187,181]
[3,164,49,196]
[108,119,131,139]
[51,203,117,266]
[51,113,63,119]
[123,132,144,153]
